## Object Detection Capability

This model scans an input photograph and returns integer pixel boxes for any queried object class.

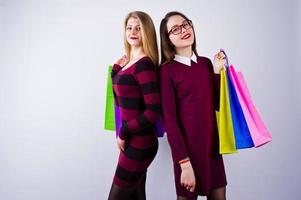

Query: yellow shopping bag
[216,69,237,154]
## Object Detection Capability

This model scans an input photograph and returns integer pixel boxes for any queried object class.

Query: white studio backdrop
[0,0,300,199]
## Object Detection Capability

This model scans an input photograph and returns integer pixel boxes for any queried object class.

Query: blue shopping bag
[226,68,254,149]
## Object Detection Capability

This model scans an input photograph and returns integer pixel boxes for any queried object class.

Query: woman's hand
[180,161,196,192]
[117,136,126,152]
[213,50,226,74]
[115,55,129,67]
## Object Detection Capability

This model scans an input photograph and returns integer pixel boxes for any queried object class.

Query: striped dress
[111,56,160,188]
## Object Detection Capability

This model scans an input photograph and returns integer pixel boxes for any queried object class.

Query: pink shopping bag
[227,65,272,147]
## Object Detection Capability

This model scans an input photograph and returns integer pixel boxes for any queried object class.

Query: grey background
[0,0,300,199]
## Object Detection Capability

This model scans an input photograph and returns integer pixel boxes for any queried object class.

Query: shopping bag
[114,101,122,137]
[104,65,115,130]
[226,69,254,149]
[216,69,237,154]
[227,66,272,147]
[154,117,165,137]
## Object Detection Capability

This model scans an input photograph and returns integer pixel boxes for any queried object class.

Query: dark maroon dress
[159,56,227,197]
[111,57,160,188]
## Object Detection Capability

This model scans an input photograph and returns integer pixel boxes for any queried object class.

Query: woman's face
[166,15,194,49]
[125,17,142,47]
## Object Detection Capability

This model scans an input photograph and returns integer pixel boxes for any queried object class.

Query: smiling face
[167,15,194,50]
[125,17,143,47]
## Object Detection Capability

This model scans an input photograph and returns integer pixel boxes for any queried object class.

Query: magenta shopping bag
[227,65,272,147]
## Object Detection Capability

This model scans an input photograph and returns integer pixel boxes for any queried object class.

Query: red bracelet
[179,159,190,165]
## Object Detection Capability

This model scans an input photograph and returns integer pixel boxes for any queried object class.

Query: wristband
[179,159,190,165]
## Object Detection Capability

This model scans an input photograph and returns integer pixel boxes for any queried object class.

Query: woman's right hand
[115,55,129,67]
[180,161,196,192]
[117,136,126,152]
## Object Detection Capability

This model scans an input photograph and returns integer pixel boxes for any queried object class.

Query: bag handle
[220,49,230,68]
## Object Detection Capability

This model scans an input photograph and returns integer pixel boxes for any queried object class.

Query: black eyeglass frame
[168,20,193,35]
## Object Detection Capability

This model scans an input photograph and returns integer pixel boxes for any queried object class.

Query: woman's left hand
[213,50,226,74]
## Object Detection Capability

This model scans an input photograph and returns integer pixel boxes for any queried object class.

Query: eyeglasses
[168,20,193,35]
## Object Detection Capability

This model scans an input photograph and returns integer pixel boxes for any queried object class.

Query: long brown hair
[124,11,159,66]
[159,11,198,64]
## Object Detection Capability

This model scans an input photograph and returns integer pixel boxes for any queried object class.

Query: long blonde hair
[124,11,159,66]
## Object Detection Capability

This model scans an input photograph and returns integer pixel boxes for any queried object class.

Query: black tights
[108,174,146,200]
[177,186,226,200]
[207,187,226,200]
[177,196,198,200]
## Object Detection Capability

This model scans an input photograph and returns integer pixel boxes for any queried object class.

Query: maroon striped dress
[111,56,160,188]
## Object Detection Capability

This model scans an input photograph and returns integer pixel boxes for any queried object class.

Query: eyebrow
[126,24,141,27]
[170,19,187,29]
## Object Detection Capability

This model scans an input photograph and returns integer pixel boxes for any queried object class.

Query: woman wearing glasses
[108,11,160,200]
[159,11,227,200]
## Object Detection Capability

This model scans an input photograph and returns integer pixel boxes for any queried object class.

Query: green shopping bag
[216,69,237,154]
[104,65,115,130]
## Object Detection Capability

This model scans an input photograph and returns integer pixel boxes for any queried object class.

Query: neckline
[173,53,197,67]
[120,56,148,72]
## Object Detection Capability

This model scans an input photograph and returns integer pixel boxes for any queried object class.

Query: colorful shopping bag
[216,69,237,154]
[154,118,165,137]
[226,69,254,149]
[104,65,115,130]
[114,101,122,137]
[227,65,272,147]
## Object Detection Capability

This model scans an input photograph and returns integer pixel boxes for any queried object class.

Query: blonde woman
[159,11,227,200]
[108,11,160,200]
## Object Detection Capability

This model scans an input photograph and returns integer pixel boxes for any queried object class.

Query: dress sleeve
[206,58,221,111]
[159,66,189,163]
[119,60,161,139]
[213,73,221,111]
[111,64,122,78]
